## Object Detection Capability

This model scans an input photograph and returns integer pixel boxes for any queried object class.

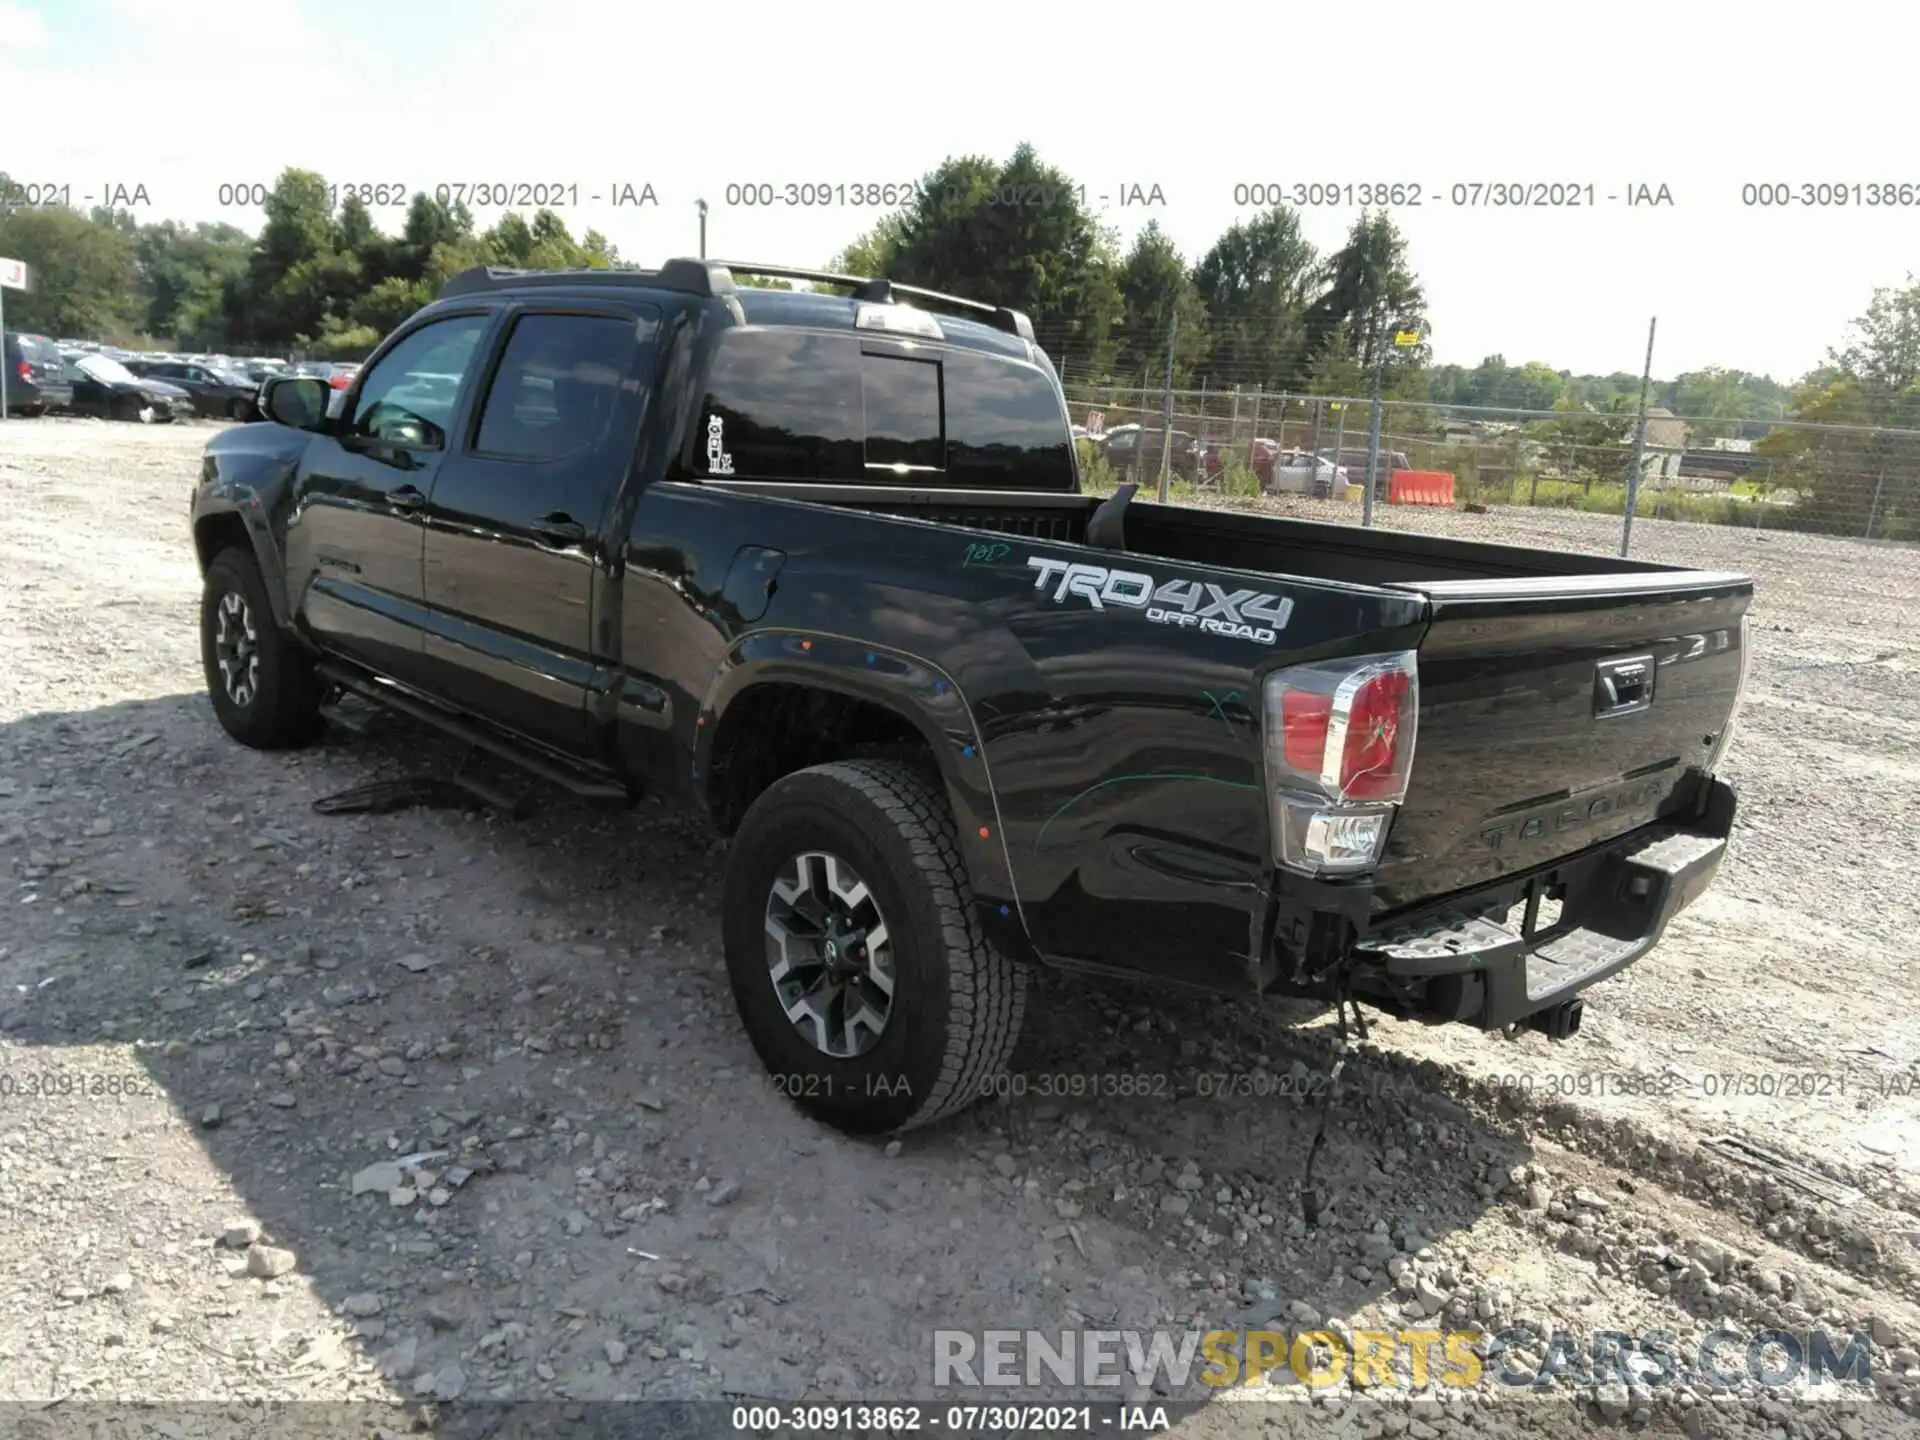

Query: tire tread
[785,759,1025,1133]
[202,546,324,749]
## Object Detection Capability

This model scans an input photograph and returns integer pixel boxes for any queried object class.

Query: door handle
[390,485,427,510]
[531,514,586,546]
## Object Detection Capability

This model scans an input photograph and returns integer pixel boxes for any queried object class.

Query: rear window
[14,334,59,363]
[697,328,1073,489]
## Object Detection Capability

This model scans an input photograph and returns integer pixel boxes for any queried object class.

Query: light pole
[696,200,708,260]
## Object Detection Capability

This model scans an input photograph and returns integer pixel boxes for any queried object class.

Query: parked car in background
[3,330,74,415]
[1097,424,1203,481]
[290,360,361,391]
[124,358,259,420]
[229,358,290,386]
[1329,447,1414,497]
[60,353,196,423]
[1267,449,1348,498]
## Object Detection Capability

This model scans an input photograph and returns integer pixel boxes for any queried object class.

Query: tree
[0,202,138,337]
[133,220,251,343]
[1111,221,1207,388]
[1831,274,1920,418]
[1303,210,1427,377]
[1190,206,1320,390]
[1534,393,1635,469]
[1756,277,1920,535]
[228,170,342,344]
[394,192,476,280]
[864,144,1121,372]
[827,213,909,278]
[333,195,382,277]
[1438,355,1563,413]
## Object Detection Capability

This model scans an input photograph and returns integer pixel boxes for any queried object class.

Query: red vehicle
[1250,437,1282,484]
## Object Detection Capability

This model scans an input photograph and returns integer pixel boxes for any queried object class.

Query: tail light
[1261,651,1419,874]
[16,361,30,381]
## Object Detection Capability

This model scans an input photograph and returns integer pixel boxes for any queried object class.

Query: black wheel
[199,546,325,749]
[228,397,252,421]
[117,396,156,425]
[722,760,1028,1136]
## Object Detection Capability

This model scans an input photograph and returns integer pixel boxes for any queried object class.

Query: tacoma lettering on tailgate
[1476,778,1665,852]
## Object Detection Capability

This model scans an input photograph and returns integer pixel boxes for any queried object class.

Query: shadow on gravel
[0,689,1540,1411]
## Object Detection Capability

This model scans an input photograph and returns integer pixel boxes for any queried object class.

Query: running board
[314,663,633,805]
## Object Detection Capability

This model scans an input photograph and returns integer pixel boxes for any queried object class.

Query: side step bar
[316,663,633,805]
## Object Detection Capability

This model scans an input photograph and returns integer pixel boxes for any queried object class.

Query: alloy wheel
[213,590,260,708]
[763,850,896,1058]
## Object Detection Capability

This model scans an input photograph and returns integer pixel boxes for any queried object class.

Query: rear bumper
[1349,776,1735,1030]
[9,383,70,410]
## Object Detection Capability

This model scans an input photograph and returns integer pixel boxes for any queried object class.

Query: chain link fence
[1059,374,1920,627]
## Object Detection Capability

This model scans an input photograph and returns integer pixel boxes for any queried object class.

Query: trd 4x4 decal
[1026,556,1294,645]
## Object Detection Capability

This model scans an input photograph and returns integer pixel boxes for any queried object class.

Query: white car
[1266,449,1349,497]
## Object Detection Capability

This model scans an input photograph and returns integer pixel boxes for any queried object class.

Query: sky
[1,0,1913,382]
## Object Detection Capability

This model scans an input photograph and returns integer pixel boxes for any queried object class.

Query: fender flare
[194,497,294,631]
[694,628,1030,943]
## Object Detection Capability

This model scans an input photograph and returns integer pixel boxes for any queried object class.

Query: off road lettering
[1026,557,1292,645]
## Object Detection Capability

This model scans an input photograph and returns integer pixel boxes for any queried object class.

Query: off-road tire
[722,759,1027,1135]
[200,545,326,749]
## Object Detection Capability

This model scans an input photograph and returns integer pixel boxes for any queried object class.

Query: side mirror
[262,375,332,432]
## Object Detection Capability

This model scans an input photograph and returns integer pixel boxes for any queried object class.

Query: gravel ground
[2,417,1918,1437]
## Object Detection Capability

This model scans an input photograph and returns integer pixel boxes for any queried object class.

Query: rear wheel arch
[697,656,1026,943]
[702,678,948,833]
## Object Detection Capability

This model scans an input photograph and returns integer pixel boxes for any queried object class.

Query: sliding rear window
[696,328,1074,489]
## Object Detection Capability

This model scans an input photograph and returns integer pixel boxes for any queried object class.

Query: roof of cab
[436,260,1039,361]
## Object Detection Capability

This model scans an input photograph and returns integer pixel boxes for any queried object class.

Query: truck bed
[729,479,1751,915]
[733,478,1713,587]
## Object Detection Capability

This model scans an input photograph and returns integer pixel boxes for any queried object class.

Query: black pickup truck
[189,260,1751,1135]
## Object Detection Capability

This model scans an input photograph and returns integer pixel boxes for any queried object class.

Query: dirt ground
[2,417,1918,1438]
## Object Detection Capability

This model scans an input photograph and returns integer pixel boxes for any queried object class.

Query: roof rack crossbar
[708,260,1034,341]
[707,261,869,292]
[437,260,725,301]
[436,260,1037,343]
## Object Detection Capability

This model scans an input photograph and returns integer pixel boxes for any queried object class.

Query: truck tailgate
[1374,570,1751,912]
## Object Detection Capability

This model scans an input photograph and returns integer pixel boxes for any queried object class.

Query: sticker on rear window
[706,414,734,476]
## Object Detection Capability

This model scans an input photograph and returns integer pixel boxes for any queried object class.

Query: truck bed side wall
[610,482,1427,990]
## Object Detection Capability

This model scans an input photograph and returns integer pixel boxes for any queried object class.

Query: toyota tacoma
[188,260,1751,1134]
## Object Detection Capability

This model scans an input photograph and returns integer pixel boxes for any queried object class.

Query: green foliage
[1303,210,1428,377]
[827,213,909,280]
[0,200,139,337]
[1190,207,1319,390]
[1114,221,1207,386]
[4,153,1912,549]
[853,145,1122,371]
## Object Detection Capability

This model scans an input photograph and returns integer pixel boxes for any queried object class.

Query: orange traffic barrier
[1388,470,1456,506]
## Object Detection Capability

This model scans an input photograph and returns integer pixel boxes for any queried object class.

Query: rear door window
[699,330,860,481]
[472,311,645,462]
